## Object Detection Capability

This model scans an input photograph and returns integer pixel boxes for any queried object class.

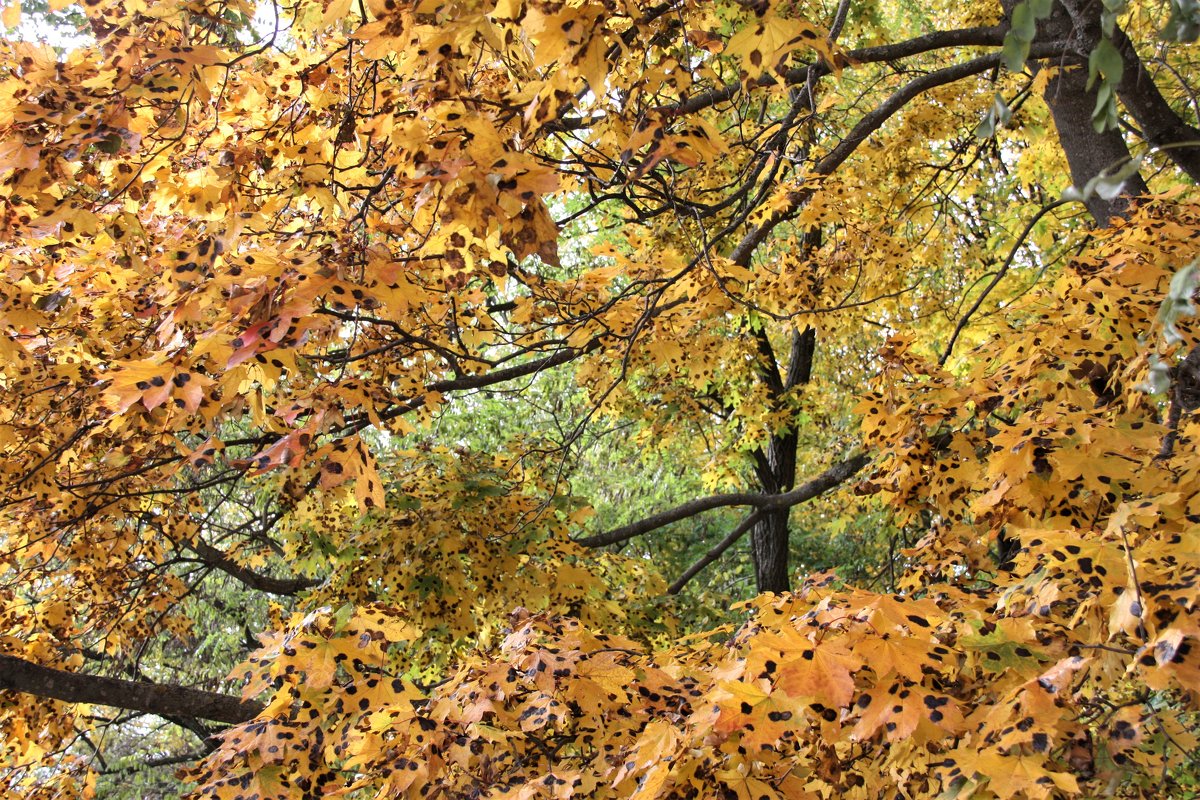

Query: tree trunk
[1111,23,1200,182]
[1057,0,1200,182]
[1042,60,1148,223]
[751,506,792,593]
[752,429,798,593]
[749,326,815,593]
[1007,0,1149,225]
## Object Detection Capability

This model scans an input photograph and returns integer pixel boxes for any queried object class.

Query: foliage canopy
[1,0,1200,797]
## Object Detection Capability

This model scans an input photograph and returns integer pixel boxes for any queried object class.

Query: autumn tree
[1,0,1199,797]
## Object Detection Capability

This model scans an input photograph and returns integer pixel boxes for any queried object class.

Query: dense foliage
[1,0,1198,797]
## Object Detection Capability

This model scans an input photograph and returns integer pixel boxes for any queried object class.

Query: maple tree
[2,0,1200,797]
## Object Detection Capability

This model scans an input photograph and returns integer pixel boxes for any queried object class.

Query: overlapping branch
[576,452,870,548]
[729,41,1068,266]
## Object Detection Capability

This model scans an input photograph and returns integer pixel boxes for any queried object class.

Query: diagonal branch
[1055,0,1200,182]
[1112,22,1200,182]
[669,25,1010,119]
[366,336,605,430]
[728,42,1067,267]
[668,511,763,594]
[184,538,322,596]
[576,452,869,548]
[939,198,1070,366]
[0,654,263,724]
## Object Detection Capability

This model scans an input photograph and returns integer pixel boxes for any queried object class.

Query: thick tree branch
[0,654,263,724]
[576,452,869,548]
[1111,24,1200,182]
[1013,0,1147,224]
[827,0,852,42]
[80,648,220,745]
[185,538,322,596]
[784,326,816,389]
[670,25,1009,119]
[1055,0,1200,182]
[728,43,1067,266]
[752,326,786,398]
[1158,344,1200,460]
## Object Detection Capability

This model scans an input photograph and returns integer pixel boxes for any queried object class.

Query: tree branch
[370,336,604,428]
[576,452,869,548]
[80,648,221,746]
[667,511,762,594]
[939,198,1070,366]
[728,43,1067,266]
[1111,23,1200,182]
[185,538,322,596]
[1056,0,1200,182]
[669,25,1010,119]
[102,750,210,774]
[0,654,263,724]
[1158,344,1200,460]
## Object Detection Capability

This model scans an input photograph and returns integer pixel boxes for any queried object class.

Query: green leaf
[1090,82,1119,132]
[332,602,355,632]
[1010,1,1037,37]
[1158,260,1200,345]
[96,132,124,154]
[975,93,1012,140]
[1086,36,1124,90]
[1002,35,1030,73]
[1100,0,1127,36]
[1161,0,1200,41]
[1002,0,1054,72]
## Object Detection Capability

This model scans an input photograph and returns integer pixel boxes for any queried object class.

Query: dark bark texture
[1005,0,1149,224]
[1057,0,1200,182]
[0,654,262,724]
[750,326,815,593]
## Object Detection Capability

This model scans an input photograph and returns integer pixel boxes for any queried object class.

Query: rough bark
[0,654,263,724]
[1043,61,1148,223]
[1007,0,1149,224]
[1111,24,1200,182]
[750,507,791,593]
[749,326,814,593]
[1056,0,1200,182]
[1159,344,1200,459]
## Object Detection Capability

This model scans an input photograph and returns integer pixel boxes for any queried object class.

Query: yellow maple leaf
[713,679,806,749]
[2,0,18,28]
[953,750,1077,799]
[764,632,862,708]
[286,636,342,689]
[724,12,829,79]
[715,766,781,800]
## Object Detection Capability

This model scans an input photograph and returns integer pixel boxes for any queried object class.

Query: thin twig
[939,198,1069,366]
